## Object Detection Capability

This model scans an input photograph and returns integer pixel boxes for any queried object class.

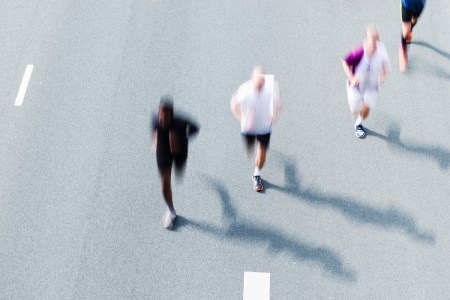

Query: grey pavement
[0,1,449,299]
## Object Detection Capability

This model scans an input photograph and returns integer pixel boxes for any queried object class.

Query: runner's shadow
[172,215,190,231]
[267,151,436,244]
[365,123,450,170]
[409,60,450,81]
[412,40,450,60]
[408,41,450,80]
[183,175,356,281]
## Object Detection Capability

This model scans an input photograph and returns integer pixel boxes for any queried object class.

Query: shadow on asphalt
[179,175,356,281]
[172,215,190,231]
[265,151,436,245]
[407,40,450,80]
[412,40,450,60]
[365,123,450,170]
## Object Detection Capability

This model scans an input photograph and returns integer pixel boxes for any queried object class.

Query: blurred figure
[342,25,391,138]
[399,0,426,71]
[230,66,282,192]
[151,96,199,229]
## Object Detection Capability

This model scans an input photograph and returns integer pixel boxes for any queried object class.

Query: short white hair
[365,25,380,41]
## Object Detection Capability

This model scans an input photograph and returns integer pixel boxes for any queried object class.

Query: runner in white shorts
[342,25,391,138]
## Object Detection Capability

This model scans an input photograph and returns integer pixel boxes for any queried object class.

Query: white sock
[355,115,364,127]
[254,167,261,177]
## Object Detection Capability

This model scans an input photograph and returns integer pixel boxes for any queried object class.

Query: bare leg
[247,142,255,156]
[251,142,267,191]
[255,142,267,169]
[359,102,370,120]
[169,131,180,155]
[402,21,412,38]
[411,16,417,29]
[400,21,411,71]
[159,168,175,213]
[244,136,255,157]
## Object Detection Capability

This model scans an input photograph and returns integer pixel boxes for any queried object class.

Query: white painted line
[15,65,34,106]
[243,271,270,300]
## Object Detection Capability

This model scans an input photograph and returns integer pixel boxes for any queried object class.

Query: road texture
[1,1,449,299]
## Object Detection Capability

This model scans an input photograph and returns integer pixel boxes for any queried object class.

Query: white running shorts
[346,81,378,113]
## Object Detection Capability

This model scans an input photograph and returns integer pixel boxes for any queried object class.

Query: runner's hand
[350,77,359,87]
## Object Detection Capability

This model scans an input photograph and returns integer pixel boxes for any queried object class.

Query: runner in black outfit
[151,96,199,229]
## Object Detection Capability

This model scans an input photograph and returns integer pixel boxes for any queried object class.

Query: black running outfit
[152,115,199,171]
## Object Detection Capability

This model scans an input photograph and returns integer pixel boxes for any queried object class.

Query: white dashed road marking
[15,65,34,106]
[243,271,270,300]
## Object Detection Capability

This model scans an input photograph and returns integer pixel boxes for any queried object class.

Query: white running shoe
[162,210,177,229]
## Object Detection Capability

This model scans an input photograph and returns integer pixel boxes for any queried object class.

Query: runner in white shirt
[230,66,281,192]
[342,25,391,138]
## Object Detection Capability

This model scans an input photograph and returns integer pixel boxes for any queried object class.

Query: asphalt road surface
[1,1,449,299]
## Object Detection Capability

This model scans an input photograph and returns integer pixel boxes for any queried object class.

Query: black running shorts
[157,152,187,172]
[242,133,271,150]
[157,152,173,170]
[402,4,423,22]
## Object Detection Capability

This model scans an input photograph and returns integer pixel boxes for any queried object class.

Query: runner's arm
[379,66,389,85]
[342,59,359,87]
[271,82,282,122]
[151,130,157,153]
[230,92,241,119]
[379,54,391,85]
[187,120,199,139]
[150,115,158,153]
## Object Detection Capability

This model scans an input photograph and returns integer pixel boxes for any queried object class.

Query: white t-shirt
[354,41,391,91]
[235,75,281,134]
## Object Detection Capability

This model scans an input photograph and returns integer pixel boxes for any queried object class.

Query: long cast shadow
[412,40,450,60]
[408,40,450,80]
[365,123,450,170]
[182,176,356,281]
[408,59,450,81]
[265,152,435,244]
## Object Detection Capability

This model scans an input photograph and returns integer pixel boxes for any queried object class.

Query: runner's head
[252,65,265,92]
[364,25,379,57]
[159,95,174,128]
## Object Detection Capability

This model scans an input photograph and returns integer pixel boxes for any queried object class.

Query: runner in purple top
[342,26,391,138]
[399,0,426,71]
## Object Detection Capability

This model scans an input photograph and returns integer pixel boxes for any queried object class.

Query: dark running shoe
[355,124,366,139]
[252,175,264,192]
